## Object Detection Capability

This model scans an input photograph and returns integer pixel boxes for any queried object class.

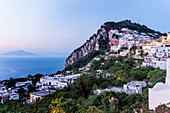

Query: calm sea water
[0,57,66,80]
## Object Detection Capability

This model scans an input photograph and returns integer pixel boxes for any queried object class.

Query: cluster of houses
[140,33,170,70]
[108,27,170,70]
[95,81,147,95]
[36,74,80,90]
[109,28,153,53]
[0,83,19,103]
[142,43,170,70]
[0,74,80,103]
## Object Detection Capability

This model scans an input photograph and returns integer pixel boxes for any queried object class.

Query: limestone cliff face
[65,26,108,68]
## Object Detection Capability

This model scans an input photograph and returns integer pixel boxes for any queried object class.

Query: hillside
[64,20,166,69]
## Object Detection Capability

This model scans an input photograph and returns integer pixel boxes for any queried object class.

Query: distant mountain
[2,50,35,56]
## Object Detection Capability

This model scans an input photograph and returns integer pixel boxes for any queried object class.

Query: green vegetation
[0,73,147,113]
[104,20,166,38]
[64,51,101,71]
[0,56,167,112]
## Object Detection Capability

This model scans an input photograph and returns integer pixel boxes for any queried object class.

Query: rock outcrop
[65,26,108,68]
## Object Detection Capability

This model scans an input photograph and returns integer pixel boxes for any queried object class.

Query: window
[156,49,158,52]
[165,45,170,47]
[168,49,170,52]
[49,82,51,85]
[161,45,163,47]
[163,50,165,52]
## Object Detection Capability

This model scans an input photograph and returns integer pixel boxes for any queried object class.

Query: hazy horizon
[0,0,170,57]
[0,50,68,57]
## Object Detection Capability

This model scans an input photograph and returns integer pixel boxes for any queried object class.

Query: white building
[15,81,32,87]
[135,49,142,56]
[142,56,167,70]
[0,84,7,93]
[0,92,19,103]
[120,50,129,56]
[154,44,170,58]
[142,44,170,70]
[110,46,119,52]
[123,81,147,94]
[96,87,128,95]
[96,81,146,95]
[30,90,55,103]
[143,45,152,54]
[149,58,170,110]
[36,74,80,90]
[109,29,119,40]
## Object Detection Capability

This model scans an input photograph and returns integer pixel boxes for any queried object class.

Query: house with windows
[110,38,119,46]
[142,44,170,70]
[0,84,7,93]
[0,92,19,103]
[29,90,55,103]
[123,81,147,94]
[110,38,120,52]
[36,74,80,90]
[96,81,146,95]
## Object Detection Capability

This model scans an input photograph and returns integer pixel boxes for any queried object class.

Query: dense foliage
[64,51,101,71]
[0,56,167,112]
[104,20,166,38]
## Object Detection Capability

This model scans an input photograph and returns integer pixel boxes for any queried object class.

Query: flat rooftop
[55,74,80,79]
[30,90,56,97]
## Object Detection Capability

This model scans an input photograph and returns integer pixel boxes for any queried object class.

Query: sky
[0,0,170,56]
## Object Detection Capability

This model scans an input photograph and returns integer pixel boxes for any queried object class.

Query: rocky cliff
[65,25,108,68]
[64,20,166,68]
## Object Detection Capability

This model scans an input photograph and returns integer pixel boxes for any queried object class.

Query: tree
[71,74,98,99]
[109,97,119,113]
[147,70,166,83]
[49,97,65,113]
[129,67,151,80]
[27,74,32,78]
[154,104,170,112]
[92,61,101,70]
[77,96,86,106]
[18,86,26,100]
[91,84,98,94]
[101,98,108,109]
[60,98,78,112]
[124,94,144,106]
[31,73,43,86]
[86,106,103,113]
[140,50,144,57]
[27,85,36,93]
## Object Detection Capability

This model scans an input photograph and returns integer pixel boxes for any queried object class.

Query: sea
[0,57,66,80]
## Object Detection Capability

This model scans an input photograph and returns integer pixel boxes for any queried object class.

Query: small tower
[166,58,170,84]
